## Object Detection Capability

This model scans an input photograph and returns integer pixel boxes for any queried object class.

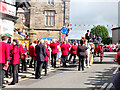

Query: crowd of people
[104,44,120,52]
[0,34,95,87]
[1,30,120,89]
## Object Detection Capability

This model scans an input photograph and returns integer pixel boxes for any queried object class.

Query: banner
[1,20,14,36]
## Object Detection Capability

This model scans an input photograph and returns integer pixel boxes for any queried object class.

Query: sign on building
[0,1,16,16]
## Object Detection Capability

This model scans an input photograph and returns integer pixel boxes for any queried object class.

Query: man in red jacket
[69,42,78,64]
[50,40,60,68]
[61,41,69,67]
[0,36,9,88]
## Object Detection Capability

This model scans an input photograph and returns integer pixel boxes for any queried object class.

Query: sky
[68,0,119,39]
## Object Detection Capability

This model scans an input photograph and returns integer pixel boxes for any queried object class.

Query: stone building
[111,1,120,44]
[29,0,70,41]
[111,27,120,44]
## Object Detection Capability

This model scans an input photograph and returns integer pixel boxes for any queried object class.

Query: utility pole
[63,0,66,26]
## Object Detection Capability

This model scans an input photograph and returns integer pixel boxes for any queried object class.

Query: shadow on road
[57,65,77,71]
[93,61,115,64]
[84,66,116,89]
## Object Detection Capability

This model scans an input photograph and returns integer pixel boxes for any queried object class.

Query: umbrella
[42,38,52,41]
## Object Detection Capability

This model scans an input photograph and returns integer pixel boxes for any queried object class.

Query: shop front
[0,1,17,39]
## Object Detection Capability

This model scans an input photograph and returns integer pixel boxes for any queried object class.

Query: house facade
[29,0,70,41]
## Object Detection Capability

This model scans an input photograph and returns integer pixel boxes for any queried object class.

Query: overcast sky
[68,0,119,39]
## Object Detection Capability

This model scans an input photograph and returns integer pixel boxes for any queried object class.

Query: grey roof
[111,27,120,30]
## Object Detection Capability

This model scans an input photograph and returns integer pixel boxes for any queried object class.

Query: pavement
[2,52,119,89]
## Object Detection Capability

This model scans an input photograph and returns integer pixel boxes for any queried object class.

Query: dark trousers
[12,64,18,83]
[0,63,5,88]
[22,58,27,71]
[61,55,68,67]
[30,56,35,67]
[44,61,48,74]
[51,53,57,68]
[35,61,43,78]
[5,64,12,78]
[78,56,85,71]
[34,58,37,71]
[69,54,76,63]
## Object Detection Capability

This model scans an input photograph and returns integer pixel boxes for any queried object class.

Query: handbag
[3,63,9,71]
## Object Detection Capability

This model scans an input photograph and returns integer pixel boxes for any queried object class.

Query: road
[4,52,118,89]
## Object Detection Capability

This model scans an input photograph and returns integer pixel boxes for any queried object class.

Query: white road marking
[100,83,108,90]
[113,67,119,74]
[106,83,113,90]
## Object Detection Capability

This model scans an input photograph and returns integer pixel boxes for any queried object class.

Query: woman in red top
[61,41,69,67]
[29,42,36,68]
[69,42,78,64]
[5,41,13,78]
[44,43,50,76]
[21,43,28,72]
[9,39,20,85]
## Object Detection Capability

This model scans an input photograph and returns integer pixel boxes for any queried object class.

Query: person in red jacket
[0,36,9,87]
[61,41,69,67]
[18,41,22,73]
[50,40,60,68]
[69,42,78,64]
[44,42,50,76]
[5,40,13,78]
[9,39,20,85]
[21,43,28,72]
[29,42,36,68]
[114,48,120,65]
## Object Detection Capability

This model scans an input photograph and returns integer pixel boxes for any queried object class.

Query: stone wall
[29,0,70,41]
[35,30,62,41]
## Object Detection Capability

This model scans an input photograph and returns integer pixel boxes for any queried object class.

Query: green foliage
[103,37,112,45]
[91,25,109,44]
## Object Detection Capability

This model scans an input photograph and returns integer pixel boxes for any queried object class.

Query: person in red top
[18,41,23,73]
[5,40,13,78]
[0,36,9,87]
[9,39,20,85]
[115,48,120,65]
[61,41,69,67]
[69,42,78,64]
[29,41,36,68]
[44,42,50,76]
[21,43,28,72]
[50,40,60,68]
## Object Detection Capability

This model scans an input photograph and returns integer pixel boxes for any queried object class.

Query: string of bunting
[69,24,119,27]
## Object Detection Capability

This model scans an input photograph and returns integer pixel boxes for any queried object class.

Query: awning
[14,32,24,40]
[14,24,29,29]
[0,33,12,38]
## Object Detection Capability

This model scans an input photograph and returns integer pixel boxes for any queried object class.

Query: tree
[91,25,109,44]
[102,37,112,45]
